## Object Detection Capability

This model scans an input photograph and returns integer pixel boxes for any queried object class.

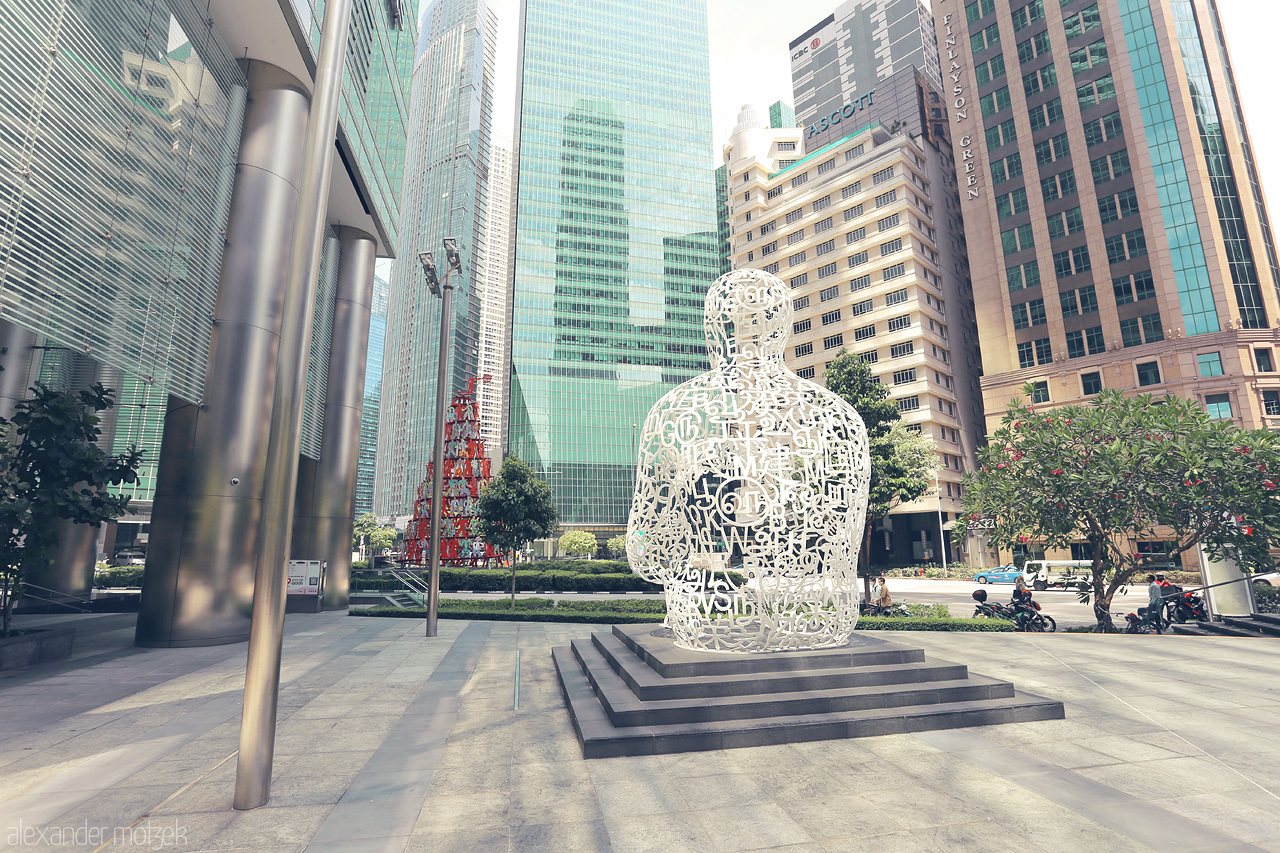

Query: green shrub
[903,603,951,619]
[1256,583,1280,614]
[350,600,664,624]
[94,567,145,588]
[857,616,1014,632]
[527,559,630,575]
[351,559,369,570]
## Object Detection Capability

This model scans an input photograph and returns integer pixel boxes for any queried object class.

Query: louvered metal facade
[0,0,246,404]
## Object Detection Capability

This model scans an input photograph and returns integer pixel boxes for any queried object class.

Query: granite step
[571,637,1013,727]
[588,631,965,701]
[1220,616,1280,637]
[609,623,927,678]
[1174,620,1267,638]
[553,645,1064,759]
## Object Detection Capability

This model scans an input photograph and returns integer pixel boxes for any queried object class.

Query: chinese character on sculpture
[626,268,871,652]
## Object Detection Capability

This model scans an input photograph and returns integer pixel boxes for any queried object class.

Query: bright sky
[434,0,1280,222]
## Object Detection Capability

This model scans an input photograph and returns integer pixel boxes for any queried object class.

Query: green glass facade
[355,274,389,518]
[1117,0,1219,335]
[509,0,720,526]
[769,100,798,128]
[1167,0,1266,328]
[715,165,732,275]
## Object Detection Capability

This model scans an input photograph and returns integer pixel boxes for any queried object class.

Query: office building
[355,274,391,519]
[933,0,1280,433]
[477,145,514,457]
[725,100,983,566]
[374,0,497,518]
[0,0,414,645]
[770,100,799,129]
[508,0,721,529]
[727,4,984,564]
[790,0,942,128]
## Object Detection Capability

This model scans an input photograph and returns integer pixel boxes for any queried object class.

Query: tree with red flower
[955,387,1280,631]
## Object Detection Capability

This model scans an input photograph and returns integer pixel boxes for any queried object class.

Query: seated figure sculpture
[626,268,871,652]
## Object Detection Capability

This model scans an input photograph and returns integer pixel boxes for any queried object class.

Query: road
[882,578,1146,628]
[441,578,1148,629]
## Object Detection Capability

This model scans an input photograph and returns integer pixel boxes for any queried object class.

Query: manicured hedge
[856,616,1014,632]
[351,600,664,624]
[349,567,755,594]
[94,567,145,587]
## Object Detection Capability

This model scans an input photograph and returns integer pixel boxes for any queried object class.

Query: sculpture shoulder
[645,374,719,416]
[794,376,868,432]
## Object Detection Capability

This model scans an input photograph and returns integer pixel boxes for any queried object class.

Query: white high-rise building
[477,145,513,458]
[374,0,497,517]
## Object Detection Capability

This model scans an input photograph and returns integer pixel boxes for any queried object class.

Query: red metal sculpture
[401,376,501,567]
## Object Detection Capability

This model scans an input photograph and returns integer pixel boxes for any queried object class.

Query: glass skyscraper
[355,274,390,519]
[374,0,497,518]
[509,0,721,527]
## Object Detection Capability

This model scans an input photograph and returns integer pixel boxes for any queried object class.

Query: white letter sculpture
[627,268,871,652]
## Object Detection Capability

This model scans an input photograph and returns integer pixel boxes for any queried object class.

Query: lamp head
[418,251,440,296]
[443,237,462,273]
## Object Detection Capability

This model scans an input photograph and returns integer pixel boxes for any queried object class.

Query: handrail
[1155,571,1275,601]
[387,568,430,598]
[17,584,91,613]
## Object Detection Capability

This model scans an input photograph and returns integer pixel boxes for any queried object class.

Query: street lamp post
[934,470,949,578]
[420,239,461,638]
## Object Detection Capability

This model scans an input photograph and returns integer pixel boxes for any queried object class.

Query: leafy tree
[475,456,558,603]
[606,535,628,559]
[823,351,936,583]
[559,529,598,559]
[0,383,142,636]
[352,513,396,554]
[955,388,1280,631]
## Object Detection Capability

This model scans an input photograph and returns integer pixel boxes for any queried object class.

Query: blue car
[974,566,1023,584]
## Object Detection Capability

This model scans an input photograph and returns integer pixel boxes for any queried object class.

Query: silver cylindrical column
[235,0,353,810]
[291,228,376,610]
[0,319,38,422]
[135,62,311,648]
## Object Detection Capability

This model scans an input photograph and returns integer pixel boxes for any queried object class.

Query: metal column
[235,0,353,809]
[0,319,37,422]
[291,228,376,610]
[135,63,311,648]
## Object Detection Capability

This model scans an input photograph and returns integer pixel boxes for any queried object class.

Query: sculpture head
[704,269,791,366]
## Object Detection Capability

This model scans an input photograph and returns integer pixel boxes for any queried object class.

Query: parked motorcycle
[1122,611,1160,634]
[1164,586,1208,624]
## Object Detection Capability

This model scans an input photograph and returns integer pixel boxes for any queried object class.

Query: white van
[1023,559,1092,590]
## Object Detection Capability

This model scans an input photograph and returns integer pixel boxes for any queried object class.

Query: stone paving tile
[688,802,814,853]
[1076,800,1251,853]
[856,786,977,832]
[603,812,715,853]
[1163,792,1280,843]
[775,790,905,840]
[817,830,935,852]
[1076,755,1260,799]
[596,776,692,819]
[669,772,768,811]
[913,820,1052,852]
[511,818,614,853]
[4,616,1280,853]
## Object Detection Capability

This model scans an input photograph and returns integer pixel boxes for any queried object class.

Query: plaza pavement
[0,610,1278,852]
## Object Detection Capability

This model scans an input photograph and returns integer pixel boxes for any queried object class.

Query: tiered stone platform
[553,624,1065,758]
